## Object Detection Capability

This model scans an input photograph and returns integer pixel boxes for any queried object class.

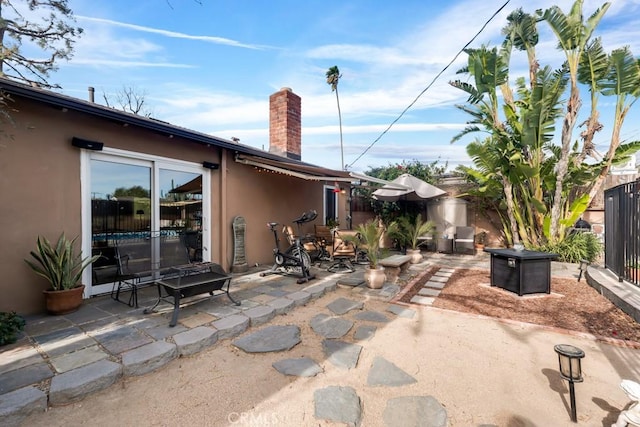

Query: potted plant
[475,231,487,250]
[388,214,435,264]
[25,233,100,315]
[347,218,386,289]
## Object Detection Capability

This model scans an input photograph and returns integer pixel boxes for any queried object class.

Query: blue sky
[40,0,640,172]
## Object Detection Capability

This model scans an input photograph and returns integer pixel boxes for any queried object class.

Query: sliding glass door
[87,152,208,296]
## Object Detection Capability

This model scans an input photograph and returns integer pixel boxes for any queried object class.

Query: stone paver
[383,396,448,427]
[0,362,53,395]
[121,341,177,376]
[418,288,441,297]
[0,344,43,375]
[212,314,250,340]
[0,386,47,427]
[326,297,364,315]
[428,275,449,283]
[410,295,435,306]
[173,326,218,356]
[232,325,301,353]
[266,297,295,315]
[272,357,323,377]
[367,356,417,387]
[353,310,389,323]
[90,325,153,355]
[203,305,241,318]
[32,326,96,358]
[179,312,216,328]
[314,386,362,426]
[286,291,312,306]
[310,313,354,339]
[49,360,122,406]
[322,340,362,370]
[353,325,377,341]
[303,283,327,299]
[50,345,109,373]
[424,280,446,289]
[244,305,276,326]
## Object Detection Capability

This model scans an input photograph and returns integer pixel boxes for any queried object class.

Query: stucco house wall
[0,81,350,314]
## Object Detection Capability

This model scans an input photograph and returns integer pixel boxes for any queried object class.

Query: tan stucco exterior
[1,90,345,315]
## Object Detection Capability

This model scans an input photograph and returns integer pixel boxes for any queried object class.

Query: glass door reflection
[159,169,203,262]
[90,159,152,290]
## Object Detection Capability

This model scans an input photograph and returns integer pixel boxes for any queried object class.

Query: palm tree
[326,66,344,170]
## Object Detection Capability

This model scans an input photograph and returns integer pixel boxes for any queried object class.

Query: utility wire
[346,0,511,170]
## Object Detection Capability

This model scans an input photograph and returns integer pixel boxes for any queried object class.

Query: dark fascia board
[0,78,327,168]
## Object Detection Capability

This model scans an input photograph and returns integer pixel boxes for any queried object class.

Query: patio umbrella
[372,173,446,202]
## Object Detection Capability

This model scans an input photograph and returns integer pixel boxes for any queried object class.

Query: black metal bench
[144,263,240,327]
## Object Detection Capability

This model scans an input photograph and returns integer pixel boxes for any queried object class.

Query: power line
[346,0,511,170]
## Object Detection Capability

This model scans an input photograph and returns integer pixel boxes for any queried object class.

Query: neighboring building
[0,80,367,314]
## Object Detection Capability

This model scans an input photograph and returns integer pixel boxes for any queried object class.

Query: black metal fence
[604,180,640,285]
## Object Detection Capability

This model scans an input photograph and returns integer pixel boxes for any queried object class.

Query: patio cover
[234,154,409,188]
[372,173,447,201]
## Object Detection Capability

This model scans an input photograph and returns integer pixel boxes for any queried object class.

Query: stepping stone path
[327,297,364,315]
[314,386,362,426]
[310,313,354,339]
[322,340,362,369]
[367,356,417,387]
[232,325,301,353]
[272,358,323,377]
[308,292,448,425]
[410,267,455,306]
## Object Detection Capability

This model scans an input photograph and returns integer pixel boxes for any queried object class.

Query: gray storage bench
[379,254,412,282]
[144,263,240,327]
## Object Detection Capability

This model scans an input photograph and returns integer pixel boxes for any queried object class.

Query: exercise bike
[289,210,331,265]
[260,218,315,284]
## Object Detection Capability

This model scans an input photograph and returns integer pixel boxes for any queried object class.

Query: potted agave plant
[25,233,100,315]
[348,219,386,289]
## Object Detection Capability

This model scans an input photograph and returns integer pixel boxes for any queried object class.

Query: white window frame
[81,147,211,297]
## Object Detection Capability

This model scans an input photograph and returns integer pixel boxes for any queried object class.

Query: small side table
[437,238,453,254]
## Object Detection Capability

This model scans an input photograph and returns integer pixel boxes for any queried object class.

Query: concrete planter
[406,249,423,264]
[365,266,386,289]
[43,285,85,315]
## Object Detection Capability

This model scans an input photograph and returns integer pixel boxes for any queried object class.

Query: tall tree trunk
[587,108,626,203]
[503,178,519,244]
[335,87,344,170]
[549,85,581,241]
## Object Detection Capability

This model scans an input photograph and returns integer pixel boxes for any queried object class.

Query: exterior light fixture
[577,260,589,282]
[554,344,585,423]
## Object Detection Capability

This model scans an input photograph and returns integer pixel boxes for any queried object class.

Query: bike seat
[267,222,279,229]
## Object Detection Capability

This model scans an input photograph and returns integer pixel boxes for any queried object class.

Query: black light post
[577,260,589,282]
[554,344,585,422]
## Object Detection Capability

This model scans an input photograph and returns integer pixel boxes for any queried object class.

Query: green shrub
[0,312,26,346]
[537,232,602,263]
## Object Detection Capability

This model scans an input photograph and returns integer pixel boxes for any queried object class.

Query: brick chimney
[269,87,301,160]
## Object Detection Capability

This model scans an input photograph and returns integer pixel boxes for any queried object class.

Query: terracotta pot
[365,266,386,289]
[406,248,423,264]
[43,285,85,315]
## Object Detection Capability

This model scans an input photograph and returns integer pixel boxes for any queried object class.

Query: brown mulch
[399,268,640,343]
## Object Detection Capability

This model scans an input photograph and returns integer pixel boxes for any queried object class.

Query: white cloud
[76,16,274,50]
